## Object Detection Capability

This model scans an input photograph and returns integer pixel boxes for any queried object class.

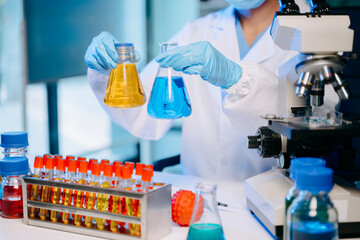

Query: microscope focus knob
[248,127,282,158]
[247,136,260,149]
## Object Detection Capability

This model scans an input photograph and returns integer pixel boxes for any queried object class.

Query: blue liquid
[187,223,225,240]
[147,76,191,119]
[290,221,337,240]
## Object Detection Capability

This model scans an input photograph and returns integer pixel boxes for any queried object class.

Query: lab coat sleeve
[222,61,279,131]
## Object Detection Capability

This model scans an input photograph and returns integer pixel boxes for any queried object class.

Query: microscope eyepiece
[309,0,331,14]
[278,0,300,14]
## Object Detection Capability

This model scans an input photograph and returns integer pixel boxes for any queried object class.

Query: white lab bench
[0,172,359,240]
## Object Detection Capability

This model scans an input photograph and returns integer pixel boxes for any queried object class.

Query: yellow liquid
[84,182,98,228]
[62,188,73,224]
[39,185,51,220]
[73,179,86,227]
[50,186,62,222]
[28,183,40,218]
[110,195,120,233]
[96,182,111,230]
[104,63,146,108]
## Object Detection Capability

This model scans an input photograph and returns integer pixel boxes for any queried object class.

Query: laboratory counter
[0,172,358,240]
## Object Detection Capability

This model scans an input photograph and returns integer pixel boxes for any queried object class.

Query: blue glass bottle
[286,167,338,240]
[284,157,327,239]
[147,42,191,119]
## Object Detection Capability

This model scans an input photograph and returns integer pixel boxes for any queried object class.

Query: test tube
[39,157,54,220]
[96,164,112,230]
[134,163,145,188]
[84,163,101,228]
[28,156,43,218]
[110,164,123,233]
[73,160,88,226]
[50,158,66,222]
[62,160,77,224]
[122,166,136,235]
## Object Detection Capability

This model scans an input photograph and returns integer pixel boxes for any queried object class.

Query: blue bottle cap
[0,157,30,176]
[295,167,333,193]
[0,131,29,148]
[290,157,326,180]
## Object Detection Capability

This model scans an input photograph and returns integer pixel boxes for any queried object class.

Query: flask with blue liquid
[147,42,191,119]
[286,167,338,240]
[187,183,225,240]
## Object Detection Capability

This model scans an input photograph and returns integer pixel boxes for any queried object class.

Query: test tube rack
[22,176,171,240]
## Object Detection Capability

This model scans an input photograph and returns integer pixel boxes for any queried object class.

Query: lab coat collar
[209,6,276,63]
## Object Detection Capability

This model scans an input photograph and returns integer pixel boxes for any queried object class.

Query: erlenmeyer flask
[187,183,225,240]
[147,42,191,118]
[104,43,146,108]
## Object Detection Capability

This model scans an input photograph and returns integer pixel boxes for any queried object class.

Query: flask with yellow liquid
[104,43,146,108]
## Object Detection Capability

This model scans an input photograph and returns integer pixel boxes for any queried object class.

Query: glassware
[104,43,146,108]
[187,183,225,240]
[0,131,30,219]
[284,157,326,239]
[286,167,338,240]
[147,42,191,119]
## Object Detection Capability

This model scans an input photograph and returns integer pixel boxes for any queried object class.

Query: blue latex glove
[155,41,242,89]
[84,32,119,74]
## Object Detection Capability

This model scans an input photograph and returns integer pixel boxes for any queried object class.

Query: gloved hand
[155,41,242,89]
[84,31,119,75]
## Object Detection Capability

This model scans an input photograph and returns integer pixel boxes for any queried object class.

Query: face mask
[226,0,266,10]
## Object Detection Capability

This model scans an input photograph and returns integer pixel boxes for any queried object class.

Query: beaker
[104,43,146,108]
[187,183,225,240]
[147,42,191,119]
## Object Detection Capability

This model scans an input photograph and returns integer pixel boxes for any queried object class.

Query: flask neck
[190,183,222,226]
[3,147,27,157]
[115,44,136,63]
[160,42,178,53]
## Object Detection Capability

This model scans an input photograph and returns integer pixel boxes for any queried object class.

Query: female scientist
[84,0,312,181]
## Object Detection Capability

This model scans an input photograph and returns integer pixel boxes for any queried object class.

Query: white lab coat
[88,5,338,181]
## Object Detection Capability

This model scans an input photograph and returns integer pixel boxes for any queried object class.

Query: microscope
[245,0,360,239]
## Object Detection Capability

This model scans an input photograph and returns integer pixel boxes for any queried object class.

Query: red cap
[45,157,55,170]
[101,159,110,172]
[65,155,76,167]
[122,165,132,179]
[43,154,52,168]
[57,158,66,171]
[141,168,153,182]
[76,157,86,169]
[68,160,77,173]
[104,163,113,177]
[145,164,153,171]
[91,163,101,176]
[125,162,135,173]
[66,155,75,160]
[79,161,88,174]
[113,161,123,168]
[135,163,145,176]
[34,156,43,169]
[88,158,98,171]
[53,155,62,168]
[114,164,122,178]
[43,154,53,159]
